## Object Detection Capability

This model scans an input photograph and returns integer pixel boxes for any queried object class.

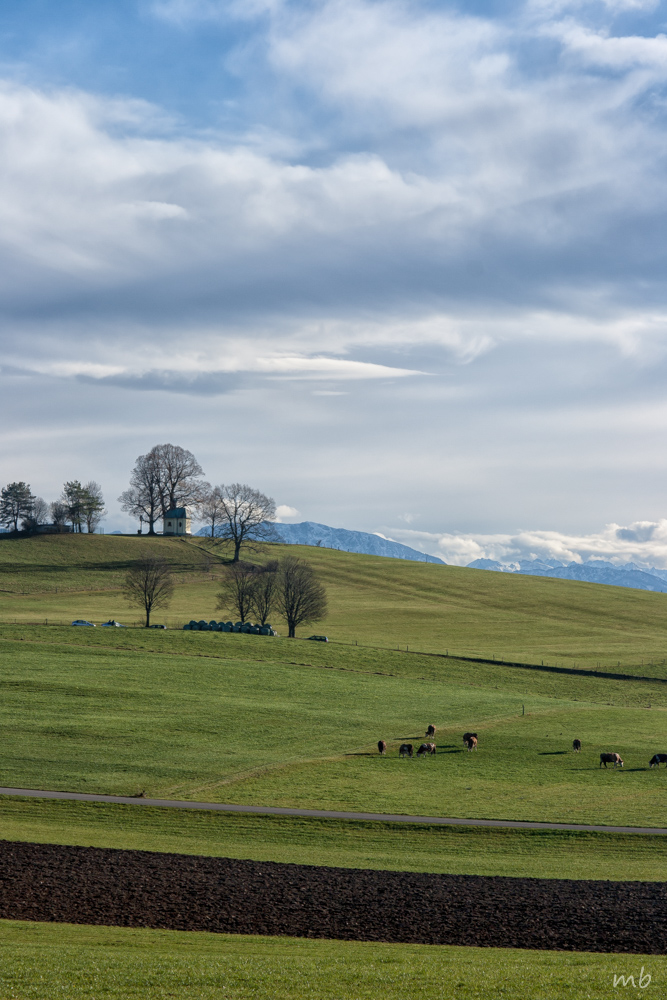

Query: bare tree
[216,483,278,562]
[83,481,106,533]
[250,561,278,625]
[196,484,226,537]
[275,556,327,638]
[150,443,205,516]
[216,562,258,623]
[50,500,69,529]
[119,451,162,534]
[122,555,174,627]
[0,482,36,532]
[21,497,49,532]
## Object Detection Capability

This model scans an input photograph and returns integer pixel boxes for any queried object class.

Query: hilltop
[1,532,667,672]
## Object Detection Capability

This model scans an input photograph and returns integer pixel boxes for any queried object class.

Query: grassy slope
[0,921,664,1000]
[2,797,666,882]
[2,533,667,672]
[0,625,665,826]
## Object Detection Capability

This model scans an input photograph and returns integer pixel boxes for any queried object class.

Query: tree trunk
[233,539,242,562]
[288,623,295,637]
[145,607,151,627]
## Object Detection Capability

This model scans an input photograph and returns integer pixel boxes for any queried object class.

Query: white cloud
[275,504,300,521]
[387,521,667,569]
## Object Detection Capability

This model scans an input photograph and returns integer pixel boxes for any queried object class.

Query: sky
[2,0,667,564]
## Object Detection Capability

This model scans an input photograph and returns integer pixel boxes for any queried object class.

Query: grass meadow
[0,921,664,1000]
[3,532,667,671]
[0,533,665,991]
[0,624,665,826]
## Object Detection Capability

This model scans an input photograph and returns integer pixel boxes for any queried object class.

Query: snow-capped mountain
[466,557,667,593]
[197,520,444,564]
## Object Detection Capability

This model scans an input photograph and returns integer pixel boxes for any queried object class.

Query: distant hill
[197,520,444,564]
[466,557,667,593]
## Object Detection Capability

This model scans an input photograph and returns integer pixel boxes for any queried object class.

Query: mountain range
[197,520,443,564]
[466,558,667,593]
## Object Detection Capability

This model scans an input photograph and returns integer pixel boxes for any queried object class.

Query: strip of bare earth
[1,840,665,954]
[0,787,665,835]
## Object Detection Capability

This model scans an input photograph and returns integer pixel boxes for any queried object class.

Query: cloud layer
[1,0,667,534]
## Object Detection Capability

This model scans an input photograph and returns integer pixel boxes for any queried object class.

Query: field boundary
[1,786,666,835]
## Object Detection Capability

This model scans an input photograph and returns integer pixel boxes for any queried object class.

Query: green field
[0,921,663,1000]
[2,796,666,881]
[0,533,665,983]
[0,624,665,826]
[3,533,667,672]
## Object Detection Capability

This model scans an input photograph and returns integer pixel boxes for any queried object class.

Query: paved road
[1,786,665,835]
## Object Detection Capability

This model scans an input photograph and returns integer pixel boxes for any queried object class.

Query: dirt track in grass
[1,840,666,954]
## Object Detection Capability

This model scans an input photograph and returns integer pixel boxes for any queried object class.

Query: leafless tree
[216,562,258,623]
[249,561,278,624]
[119,450,163,534]
[215,483,278,562]
[21,497,49,532]
[122,555,175,627]
[275,556,327,638]
[50,500,69,529]
[151,443,205,516]
[196,484,226,537]
[83,481,106,532]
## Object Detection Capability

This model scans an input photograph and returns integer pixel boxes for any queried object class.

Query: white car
[101,620,125,627]
[72,620,95,627]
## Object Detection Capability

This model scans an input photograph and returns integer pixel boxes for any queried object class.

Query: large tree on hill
[275,556,327,638]
[83,481,106,532]
[122,555,174,627]
[152,443,205,516]
[118,450,162,534]
[119,445,205,533]
[214,483,278,562]
[0,482,36,532]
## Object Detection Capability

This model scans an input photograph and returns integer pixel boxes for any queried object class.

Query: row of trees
[0,481,105,534]
[119,444,277,561]
[215,558,327,637]
[124,554,327,637]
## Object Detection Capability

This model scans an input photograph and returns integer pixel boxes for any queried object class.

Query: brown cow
[417,742,436,756]
[399,743,413,758]
[465,736,478,751]
[378,740,387,755]
[572,739,581,752]
[649,753,667,768]
[463,732,478,744]
[425,724,436,738]
[600,752,623,768]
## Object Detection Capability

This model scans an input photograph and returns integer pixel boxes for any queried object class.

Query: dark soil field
[1,840,665,955]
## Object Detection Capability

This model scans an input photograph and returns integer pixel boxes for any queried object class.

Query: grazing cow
[599,752,623,768]
[399,743,414,758]
[649,753,667,768]
[466,736,478,751]
[425,724,436,738]
[572,739,581,752]
[463,732,478,744]
[378,740,387,755]
[417,742,436,756]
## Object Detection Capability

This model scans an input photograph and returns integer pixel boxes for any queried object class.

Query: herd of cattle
[376,727,667,768]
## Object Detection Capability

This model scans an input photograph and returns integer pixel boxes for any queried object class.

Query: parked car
[148,624,167,629]
[72,620,95,627]
[101,620,125,627]
[307,635,328,642]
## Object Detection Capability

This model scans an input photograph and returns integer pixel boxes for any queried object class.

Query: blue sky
[2,0,667,564]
